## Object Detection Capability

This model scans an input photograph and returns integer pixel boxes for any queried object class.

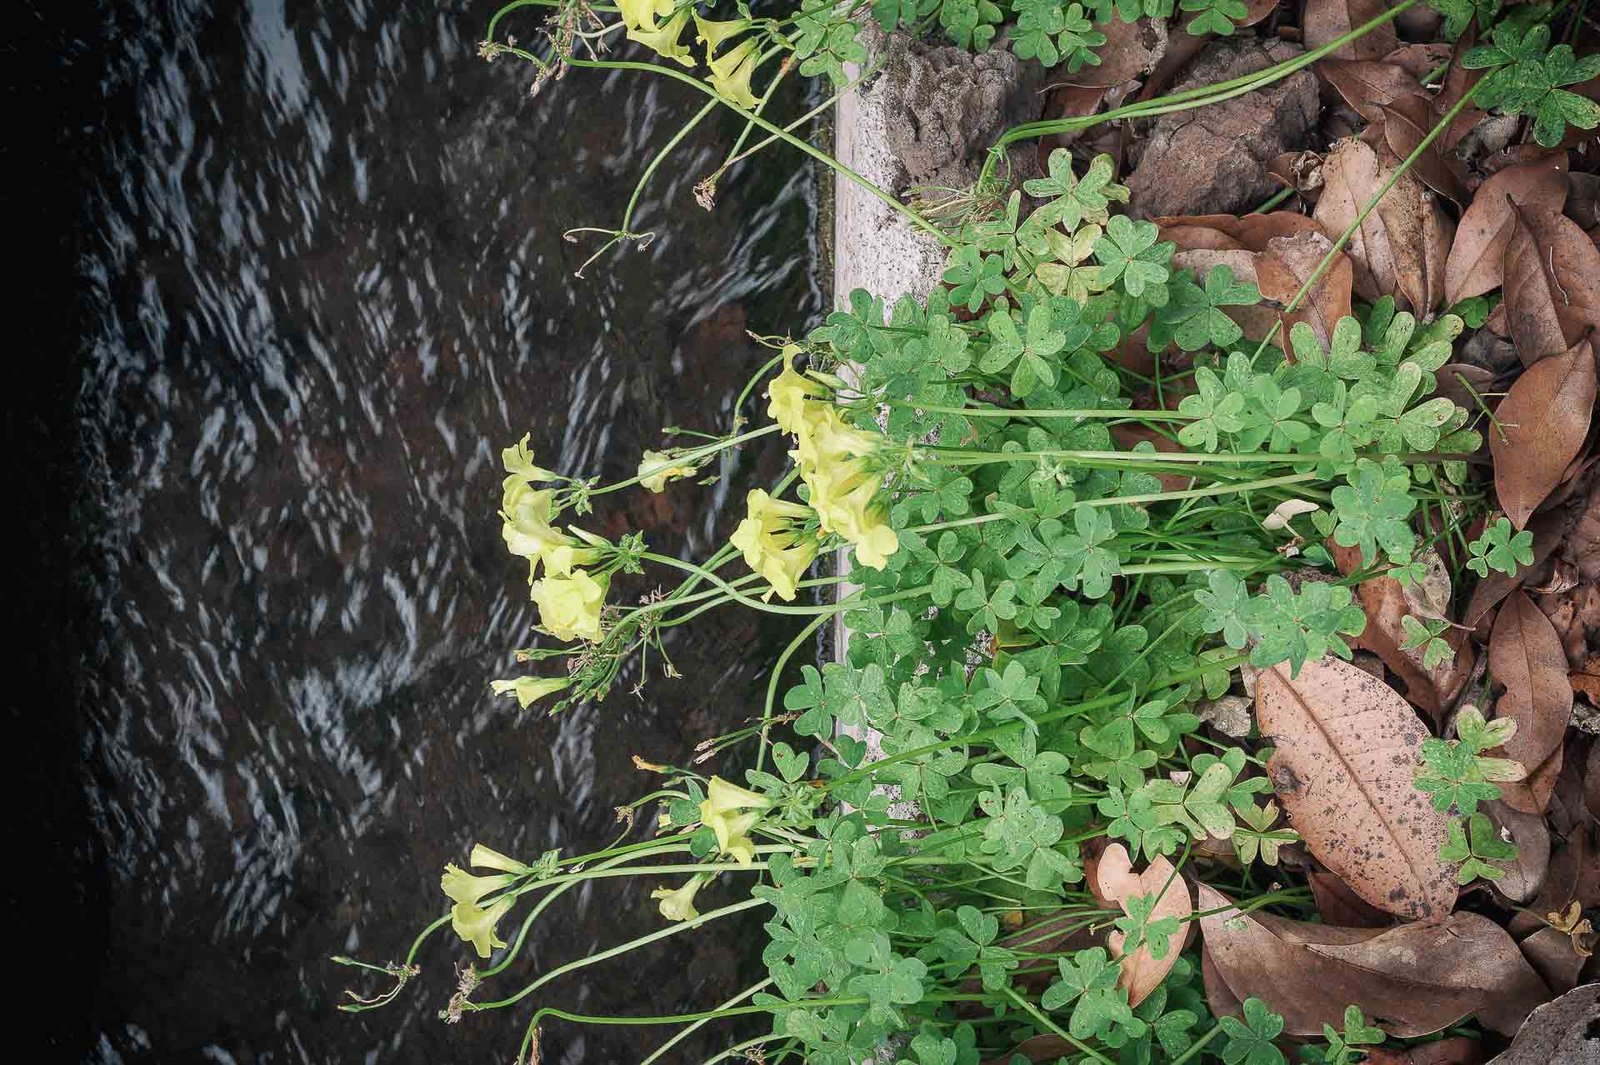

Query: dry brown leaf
[1508,824,1599,940]
[1156,211,1322,252]
[1314,137,1452,311]
[1444,159,1568,306]
[1490,591,1575,814]
[1490,338,1596,530]
[1256,230,1355,351]
[1484,983,1600,1065]
[1496,746,1566,819]
[1302,0,1399,61]
[1095,843,1193,1006]
[1307,870,1394,927]
[1256,655,1458,921]
[1368,1038,1484,1065]
[1517,926,1587,994]
[1377,95,1471,207]
[1318,58,1424,124]
[1058,17,1163,88]
[1197,883,1550,1037]
[1267,150,1324,201]
[1570,480,1600,581]
[1484,798,1551,904]
[1504,204,1600,365]
[1382,42,1454,82]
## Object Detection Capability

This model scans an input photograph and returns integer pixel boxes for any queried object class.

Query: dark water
[16,1,820,1060]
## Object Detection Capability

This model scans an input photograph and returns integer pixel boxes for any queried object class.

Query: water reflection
[75,1,819,1060]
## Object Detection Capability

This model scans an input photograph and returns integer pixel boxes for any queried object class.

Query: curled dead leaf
[1197,882,1550,1037]
[1376,95,1470,207]
[1483,798,1551,905]
[1490,338,1596,530]
[1318,58,1424,124]
[1255,229,1355,351]
[1095,842,1193,1007]
[1256,655,1458,921]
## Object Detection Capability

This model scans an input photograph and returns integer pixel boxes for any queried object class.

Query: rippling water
[39,1,820,1059]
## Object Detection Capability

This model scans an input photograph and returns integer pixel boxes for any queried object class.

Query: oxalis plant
[336,1,1596,1063]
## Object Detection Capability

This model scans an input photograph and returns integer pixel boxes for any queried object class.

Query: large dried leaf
[1319,58,1424,123]
[1368,1037,1485,1065]
[1377,95,1470,207]
[1197,883,1550,1037]
[1504,204,1600,365]
[1156,211,1322,252]
[1314,137,1452,311]
[1257,656,1458,921]
[1490,592,1574,814]
[1302,0,1398,61]
[1307,870,1394,928]
[1095,842,1193,1007]
[1490,338,1596,529]
[1444,158,1568,306]
[1485,984,1600,1064]
[1255,230,1355,351]
[1517,926,1587,994]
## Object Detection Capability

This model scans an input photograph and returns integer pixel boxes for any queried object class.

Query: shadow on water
[28,0,821,1060]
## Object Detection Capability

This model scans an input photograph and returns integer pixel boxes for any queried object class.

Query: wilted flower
[650,874,708,921]
[637,449,700,493]
[530,569,608,642]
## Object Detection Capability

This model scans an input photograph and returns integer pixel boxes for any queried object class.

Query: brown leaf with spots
[1095,843,1193,1007]
[1302,0,1399,61]
[1503,203,1600,366]
[1490,338,1596,530]
[1255,230,1355,351]
[1196,883,1550,1037]
[1489,592,1573,814]
[1255,655,1458,921]
[1444,158,1568,306]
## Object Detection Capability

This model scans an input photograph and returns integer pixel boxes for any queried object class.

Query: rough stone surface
[880,28,1042,191]
[1126,38,1319,219]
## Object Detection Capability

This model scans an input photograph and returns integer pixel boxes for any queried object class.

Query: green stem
[469,897,767,1010]
[1001,986,1115,1065]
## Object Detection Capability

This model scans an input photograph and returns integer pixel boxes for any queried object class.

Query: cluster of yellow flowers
[440,844,529,958]
[499,435,609,646]
[649,776,772,922]
[766,351,899,571]
[616,2,763,109]
[730,488,817,601]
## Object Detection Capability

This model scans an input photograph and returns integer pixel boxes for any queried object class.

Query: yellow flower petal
[441,863,514,908]
[450,896,514,959]
[502,433,557,482]
[469,844,530,874]
[637,449,700,493]
[490,676,570,709]
[530,569,608,642]
[650,874,707,921]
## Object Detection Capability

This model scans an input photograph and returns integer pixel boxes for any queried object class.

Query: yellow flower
[531,569,608,642]
[730,489,817,601]
[441,862,515,908]
[650,874,707,921]
[616,0,675,30]
[469,843,530,874]
[707,36,760,109]
[501,481,596,578]
[766,347,826,434]
[637,450,700,493]
[451,896,515,959]
[700,776,770,866]
[788,407,899,570]
[628,8,694,67]
[490,675,570,709]
[502,433,557,483]
[852,521,900,570]
[693,14,750,55]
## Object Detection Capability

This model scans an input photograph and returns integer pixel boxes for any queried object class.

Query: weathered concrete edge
[832,43,944,814]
